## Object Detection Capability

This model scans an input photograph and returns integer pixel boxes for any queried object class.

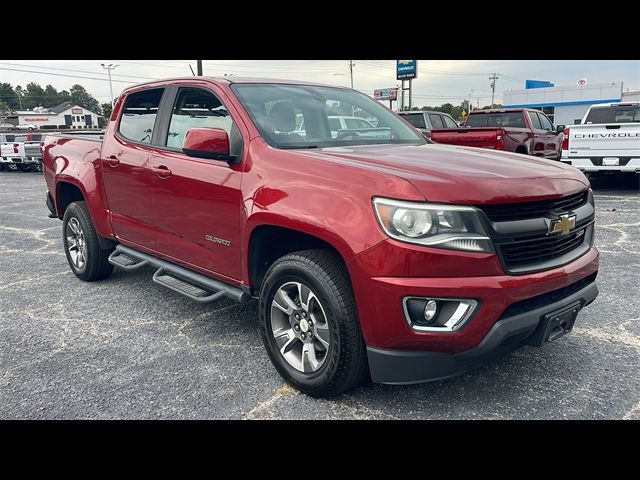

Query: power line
[0,66,138,84]
[0,62,161,81]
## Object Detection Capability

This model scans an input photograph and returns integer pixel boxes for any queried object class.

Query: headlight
[372,197,493,253]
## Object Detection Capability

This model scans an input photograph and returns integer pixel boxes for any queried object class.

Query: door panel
[100,87,164,249]
[537,112,558,157]
[148,85,244,281]
[527,111,546,156]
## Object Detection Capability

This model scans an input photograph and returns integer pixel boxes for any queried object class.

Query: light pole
[101,63,119,107]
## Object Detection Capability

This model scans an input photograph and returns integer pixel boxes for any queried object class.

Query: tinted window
[538,112,553,131]
[528,111,542,129]
[166,87,233,148]
[344,118,373,129]
[402,114,426,129]
[328,118,342,130]
[429,114,444,129]
[466,112,526,128]
[442,115,458,128]
[585,105,640,124]
[119,88,164,144]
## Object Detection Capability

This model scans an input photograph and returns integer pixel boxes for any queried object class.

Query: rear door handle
[152,165,172,179]
[105,155,119,167]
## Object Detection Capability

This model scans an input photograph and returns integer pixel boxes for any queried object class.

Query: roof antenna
[189,64,196,76]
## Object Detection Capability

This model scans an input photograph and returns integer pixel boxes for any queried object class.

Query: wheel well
[57,182,84,218]
[248,225,343,295]
[515,145,528,155]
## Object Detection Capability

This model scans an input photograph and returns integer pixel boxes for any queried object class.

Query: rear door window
[528,111,542,129]
[118,88,164,144]
[442,115,458,128]
[538,112,553,131]
[402,114,426,129]
[428,114,444,129]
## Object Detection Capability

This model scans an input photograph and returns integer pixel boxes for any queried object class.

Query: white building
[6,102,101,129]
[503,81,629,126]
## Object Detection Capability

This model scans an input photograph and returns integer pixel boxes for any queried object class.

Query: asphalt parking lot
[1,172,639,419]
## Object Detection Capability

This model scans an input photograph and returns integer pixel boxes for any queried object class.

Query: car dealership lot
[1,172,639,419]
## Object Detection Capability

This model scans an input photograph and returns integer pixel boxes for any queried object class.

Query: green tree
[101,102,113,119]
[0,83,20,110]
[24,82,47,109]
[70,84,101,114]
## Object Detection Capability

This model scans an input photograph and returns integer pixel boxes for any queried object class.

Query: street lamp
[101,63,119,107]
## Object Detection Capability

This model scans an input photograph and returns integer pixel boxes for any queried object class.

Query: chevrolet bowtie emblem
[549,214,577,235]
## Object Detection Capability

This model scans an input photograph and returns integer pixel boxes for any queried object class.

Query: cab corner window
[118,88,164,144]
[166,88,233,149]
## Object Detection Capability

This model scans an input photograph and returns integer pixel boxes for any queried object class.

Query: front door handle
[152,165,172,179]
[105,155,119,167]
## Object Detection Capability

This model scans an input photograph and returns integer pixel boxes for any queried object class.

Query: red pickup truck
[42,78,598,397]
[430,108,566,160]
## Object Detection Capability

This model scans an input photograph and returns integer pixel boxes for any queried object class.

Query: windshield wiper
[278,144,321,149]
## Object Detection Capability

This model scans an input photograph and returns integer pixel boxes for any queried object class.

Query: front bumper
[368,278,598,384]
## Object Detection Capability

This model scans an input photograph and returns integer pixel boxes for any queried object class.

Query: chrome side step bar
[108,245,250,304]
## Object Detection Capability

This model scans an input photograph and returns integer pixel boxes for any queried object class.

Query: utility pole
[349,60,354,89]
[489,73,499,109]
[469,89,474,114]
[101,63,119,107]
[197,60,203,76]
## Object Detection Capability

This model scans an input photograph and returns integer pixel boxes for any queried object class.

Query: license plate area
[602,157,619,166]
[525,301,581,347]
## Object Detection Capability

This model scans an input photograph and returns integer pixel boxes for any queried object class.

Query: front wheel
[62,201,114,281]
[259,249,369,397]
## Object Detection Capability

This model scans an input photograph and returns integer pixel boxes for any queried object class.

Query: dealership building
[4,102,101,129]
[503,80,638,126]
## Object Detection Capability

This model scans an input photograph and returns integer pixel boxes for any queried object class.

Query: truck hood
[302,143,589,204]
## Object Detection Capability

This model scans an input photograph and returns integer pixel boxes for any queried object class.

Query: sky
[1,60,638,108]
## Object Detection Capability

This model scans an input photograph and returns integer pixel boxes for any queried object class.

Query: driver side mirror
[555,124,566,134]
[182,128,238,163]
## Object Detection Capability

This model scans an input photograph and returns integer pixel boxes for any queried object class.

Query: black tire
[259,249,369,397]
[17,164,31,172]
[62,201,114,281]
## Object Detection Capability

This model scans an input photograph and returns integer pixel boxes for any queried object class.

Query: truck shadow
[590,173,640,192]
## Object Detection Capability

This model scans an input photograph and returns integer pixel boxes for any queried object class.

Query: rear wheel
[62,201,114,281]
[259,249,369,397]
[17,164,31,172]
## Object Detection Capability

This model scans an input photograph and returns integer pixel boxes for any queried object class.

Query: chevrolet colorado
[42,78,599,397]
[560,102,640,179]
[430,108,565,159]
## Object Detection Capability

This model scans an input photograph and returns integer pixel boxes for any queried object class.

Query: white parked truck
[560,102,640,179]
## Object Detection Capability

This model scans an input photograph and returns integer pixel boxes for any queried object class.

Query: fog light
[403,297,478,332]
[424,300,438,322]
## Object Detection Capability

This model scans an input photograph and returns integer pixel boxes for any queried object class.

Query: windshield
[465,112,526,128]
[231,84,425,148]
[584,105,640,124]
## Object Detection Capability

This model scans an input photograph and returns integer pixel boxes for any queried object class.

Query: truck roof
[469,108,532,114]
[123,76,339,90]
[588,101,640,108]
